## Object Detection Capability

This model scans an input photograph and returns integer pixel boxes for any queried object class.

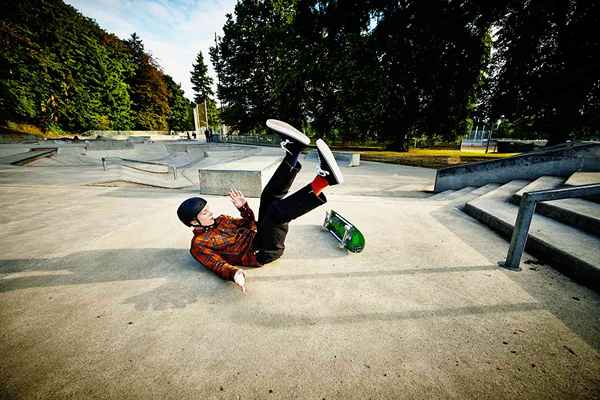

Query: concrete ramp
[198,156,282,197]
[0,148,57,165]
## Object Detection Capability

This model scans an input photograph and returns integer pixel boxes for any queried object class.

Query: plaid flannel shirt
[189,203,259,281]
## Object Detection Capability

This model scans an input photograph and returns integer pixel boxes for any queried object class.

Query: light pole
[486,116,502,154]
[204,98,209,130]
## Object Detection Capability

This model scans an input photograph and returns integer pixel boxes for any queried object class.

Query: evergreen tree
[210,0,295,133]
[190,50,214,105]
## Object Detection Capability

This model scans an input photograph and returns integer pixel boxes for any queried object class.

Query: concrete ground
[0,143,599,400]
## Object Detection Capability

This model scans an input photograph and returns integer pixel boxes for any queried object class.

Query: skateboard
[322,210,365,253]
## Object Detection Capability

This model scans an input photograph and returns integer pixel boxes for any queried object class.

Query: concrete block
[198,156,282,197]
[85,141,133,151]
[305,150,360,167]
[127,136,150,143]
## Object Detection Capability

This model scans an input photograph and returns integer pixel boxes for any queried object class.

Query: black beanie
[177,197,207,227]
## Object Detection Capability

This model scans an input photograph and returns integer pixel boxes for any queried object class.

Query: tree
[0,0,138,131]
[125,33,170,130]
[368,0,501,150]
[190,50,214,105]
[210,0,497,148]
[210,0,295,133]
[164,75,192,131]
[487,0,600,144]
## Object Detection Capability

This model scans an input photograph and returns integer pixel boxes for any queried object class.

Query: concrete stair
[447,184,501,208]
[511,176,600,235]
[429,186,475,201]
[564,171,600,186]
[460,179,600,289]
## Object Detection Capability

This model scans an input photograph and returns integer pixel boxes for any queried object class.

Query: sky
[64,0,238,100]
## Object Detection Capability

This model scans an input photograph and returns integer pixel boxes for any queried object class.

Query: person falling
[177,119,343,293]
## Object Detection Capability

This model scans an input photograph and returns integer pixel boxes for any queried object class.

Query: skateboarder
[177,119,344,292]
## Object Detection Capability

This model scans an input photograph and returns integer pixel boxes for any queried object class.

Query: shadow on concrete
[0,233,349,311]
[251,265,497,282]
[281,224,355,260]
[96,187,195,199]
[430,207,600,352]
[345,189,432,198]
[231,302,546,329]
[0,248,229,311]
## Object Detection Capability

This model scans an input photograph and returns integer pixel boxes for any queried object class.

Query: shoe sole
[266,119,310,145]
[316,139,344,184]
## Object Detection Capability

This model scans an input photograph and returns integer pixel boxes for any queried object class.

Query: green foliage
[0,0,190,133]
[164,74,193,131]
[487,0,600,144]
[210,0,503,149]
[210,0,294,133]
[212,0,596,147]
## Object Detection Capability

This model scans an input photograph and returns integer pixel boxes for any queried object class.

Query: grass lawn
[358,148,519,169]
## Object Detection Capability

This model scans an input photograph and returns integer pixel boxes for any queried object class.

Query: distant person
[186,131,191,140]
[192,132,197,140]
[177,119,344,293]
[204,128,210,143]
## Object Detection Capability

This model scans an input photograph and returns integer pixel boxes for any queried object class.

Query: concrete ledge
[85,141,134,151]
[0,148,57,165]
[305,149,360,167]
[198,156,282,197]
[127,136,150,143]
[434,142,600,192]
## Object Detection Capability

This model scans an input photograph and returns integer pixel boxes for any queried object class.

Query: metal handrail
[498,183,600,270]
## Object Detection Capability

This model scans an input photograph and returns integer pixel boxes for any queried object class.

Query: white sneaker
[266,120,310,156]
[316,139,344,185]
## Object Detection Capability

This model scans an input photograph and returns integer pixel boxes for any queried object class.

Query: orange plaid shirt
[189,203,260,281]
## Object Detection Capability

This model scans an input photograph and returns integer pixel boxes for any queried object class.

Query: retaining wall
[434,142,600,192]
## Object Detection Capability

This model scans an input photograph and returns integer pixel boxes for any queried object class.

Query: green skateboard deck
[323,210,365,253]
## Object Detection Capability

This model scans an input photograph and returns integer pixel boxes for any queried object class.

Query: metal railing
[498,183,600,270]
[101,157,178,180]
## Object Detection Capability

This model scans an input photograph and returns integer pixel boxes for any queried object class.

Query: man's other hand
[228,188,247,209]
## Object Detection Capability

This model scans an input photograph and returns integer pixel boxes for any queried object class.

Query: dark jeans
[252,160,326,264]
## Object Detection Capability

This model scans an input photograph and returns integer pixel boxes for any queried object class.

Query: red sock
[311,175,329,196]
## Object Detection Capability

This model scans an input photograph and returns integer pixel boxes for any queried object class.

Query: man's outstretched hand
[234,270,246,294]
[228,188,247,209]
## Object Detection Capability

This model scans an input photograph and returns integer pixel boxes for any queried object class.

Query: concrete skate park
[1,135,599,399]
